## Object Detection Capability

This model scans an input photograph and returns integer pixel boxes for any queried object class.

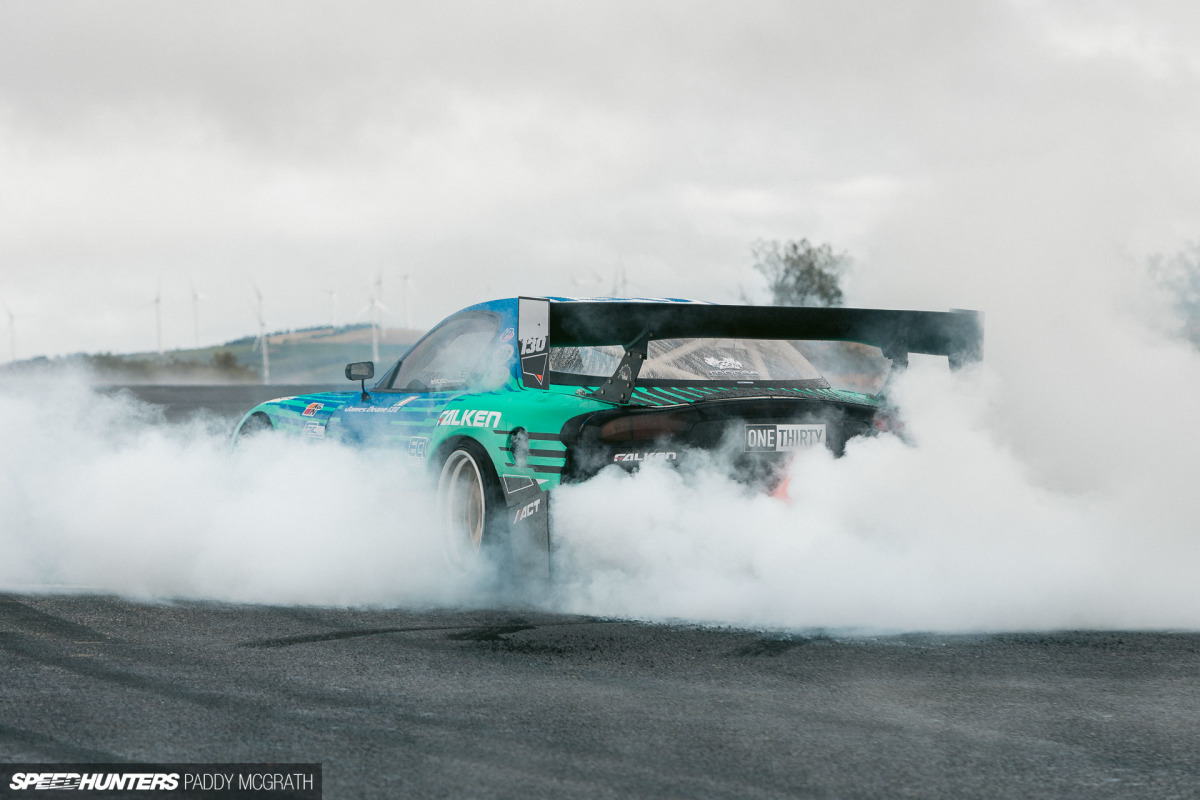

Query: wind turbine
[2,301,14,363]
[358,273,390,364]
[154,283,164,354]
[252,285,270,384]
[610,260,628,298]
[401,274,413,330]
[189,278,206,348]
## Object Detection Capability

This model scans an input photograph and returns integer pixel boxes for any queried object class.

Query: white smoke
[3,273,1199,633]
[549,362,1186,631]
[0,377,477,606]
[549,255,1200,632]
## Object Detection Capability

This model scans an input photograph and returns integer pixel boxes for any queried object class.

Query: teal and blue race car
[234,297,982,574]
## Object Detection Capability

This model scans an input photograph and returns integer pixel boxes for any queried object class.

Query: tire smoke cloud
[0,379,475,606]
[550,359,1200,632]
[2,285,1198,633]
[550,243,1200,631]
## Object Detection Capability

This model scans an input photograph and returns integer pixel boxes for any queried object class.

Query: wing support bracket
[588,328,652,405]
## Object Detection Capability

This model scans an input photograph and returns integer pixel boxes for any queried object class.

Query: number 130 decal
[517,297,550,388]
[520,336,546,355]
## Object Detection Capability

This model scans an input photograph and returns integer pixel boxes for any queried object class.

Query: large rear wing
[516,298,983,402]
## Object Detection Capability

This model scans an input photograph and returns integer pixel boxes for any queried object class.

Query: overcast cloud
[2,0,1199,356]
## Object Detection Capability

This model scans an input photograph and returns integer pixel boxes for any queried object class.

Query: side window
[389,314,501,392]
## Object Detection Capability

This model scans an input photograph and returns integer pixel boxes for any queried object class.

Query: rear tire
[437,441,507,571]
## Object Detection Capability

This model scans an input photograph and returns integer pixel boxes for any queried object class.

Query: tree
[752,239,849,307]
[1149,243,1200,346]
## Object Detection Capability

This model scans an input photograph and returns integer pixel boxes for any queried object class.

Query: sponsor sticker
[408,437,429,459]
[301,403,323,417]
[302,421,325,439]
[513,498,541,524]
[703,355,759,378]
[613,451,678,462]
[704,356,743,370]
[435,409,503,429]
[344,396,417,414]
[744,423,826,453]
[500,327,515,342]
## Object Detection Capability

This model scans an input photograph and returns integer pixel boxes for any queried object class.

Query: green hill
[1,324,423,385]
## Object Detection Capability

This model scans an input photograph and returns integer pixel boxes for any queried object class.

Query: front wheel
[437,443,506,571]
[233,412,273,445]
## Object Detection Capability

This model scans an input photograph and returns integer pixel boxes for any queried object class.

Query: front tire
[437,442,506,571]
[234,412,273,444]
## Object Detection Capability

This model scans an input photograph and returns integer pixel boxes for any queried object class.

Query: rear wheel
[437,442,506,570]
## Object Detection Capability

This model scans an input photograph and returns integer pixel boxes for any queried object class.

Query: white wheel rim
[438,450,487,569]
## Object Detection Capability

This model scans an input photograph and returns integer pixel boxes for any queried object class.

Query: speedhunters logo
[9,773,178,791]
[2,764,320,798]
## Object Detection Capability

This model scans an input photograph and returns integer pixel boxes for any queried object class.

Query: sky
[2,0,1200,358]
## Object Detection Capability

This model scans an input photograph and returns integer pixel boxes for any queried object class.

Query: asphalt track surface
[3,386,1199,798]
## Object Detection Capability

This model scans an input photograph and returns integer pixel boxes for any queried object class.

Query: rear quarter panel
[428,388,613,491]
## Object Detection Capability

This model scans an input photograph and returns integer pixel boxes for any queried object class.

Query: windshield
[550,338,829,386]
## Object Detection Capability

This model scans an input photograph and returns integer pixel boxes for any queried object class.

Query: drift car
[234,297,982,573]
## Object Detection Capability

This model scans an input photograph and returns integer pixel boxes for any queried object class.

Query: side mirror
[345,361,375,400]
[345,362,375,381]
